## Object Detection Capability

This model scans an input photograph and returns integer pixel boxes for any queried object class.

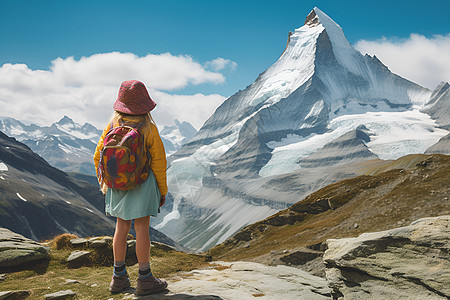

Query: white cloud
[205,57,237,72]
[355,34,450,90]
[151,92,226,130]
[0,52,233,129]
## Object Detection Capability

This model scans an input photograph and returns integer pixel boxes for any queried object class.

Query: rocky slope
[422,81,450,130]
[2,217,447,299]
[325,215,449,299]
[0,131,177,247]
[426,133,450,155]
[298,125,378,168]
[209,154,450,277]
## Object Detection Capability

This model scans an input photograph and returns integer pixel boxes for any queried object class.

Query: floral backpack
[98,118,150,190]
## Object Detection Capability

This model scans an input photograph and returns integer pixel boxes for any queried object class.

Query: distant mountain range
[0,130,178,247]
[153,7,450,251]
[0,116,197,175]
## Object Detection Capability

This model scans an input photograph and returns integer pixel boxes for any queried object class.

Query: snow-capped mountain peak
[56,115,75,126]
[158,8,448,251]
[160,119,197,155]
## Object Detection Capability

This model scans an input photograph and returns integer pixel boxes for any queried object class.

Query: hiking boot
[109,274,131,293]
[135,276,168,295]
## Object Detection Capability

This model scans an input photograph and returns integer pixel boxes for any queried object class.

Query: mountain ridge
[0,115,198,175]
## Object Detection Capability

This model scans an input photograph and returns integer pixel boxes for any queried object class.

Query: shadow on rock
[0,257,50,275]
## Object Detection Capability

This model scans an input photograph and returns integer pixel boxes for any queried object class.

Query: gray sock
[138,262,152,279]
[113,261,126,276]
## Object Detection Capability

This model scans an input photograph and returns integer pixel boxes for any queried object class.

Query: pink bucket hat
[113,80,156,115]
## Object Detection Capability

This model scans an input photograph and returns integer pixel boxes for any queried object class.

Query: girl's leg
[134,215,168,294]
[113,217,132,262]
[110,217,132,292]
[134,216,151,263]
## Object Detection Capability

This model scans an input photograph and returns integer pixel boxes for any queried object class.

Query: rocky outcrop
[163,261,331,299]
[298,125,378,168]
[0,290,31,300]
[210,154,450,272]
[66,251,91,268]
[422,82,450,130]
[66,236,138,267]
[426,133,450,155]
[0,228,49,271]
[324,215,450,299]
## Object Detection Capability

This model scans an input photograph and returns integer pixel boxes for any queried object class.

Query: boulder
[324,215,450,299]
[0,228,49,269]
[69,238,88,248]
[66,250,91,268]
[88,236,112,248]
[0,290,30,300]
[280,249,322,265]
[43,290,76,300]
[125,240,137,265]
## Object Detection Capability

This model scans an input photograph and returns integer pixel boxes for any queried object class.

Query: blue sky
[1,0,449,128]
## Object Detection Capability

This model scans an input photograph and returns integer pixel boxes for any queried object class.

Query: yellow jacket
[93,114,168,195]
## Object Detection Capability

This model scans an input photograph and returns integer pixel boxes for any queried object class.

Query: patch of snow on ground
[0,162,8,171]
[16,193,27,202]
[260,110,448,177]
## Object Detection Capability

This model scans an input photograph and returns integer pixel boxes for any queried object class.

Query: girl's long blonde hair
[111,111,157,136]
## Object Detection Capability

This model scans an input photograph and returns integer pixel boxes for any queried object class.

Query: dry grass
[213,265,231,271]
[51,233,79,250]
[0,237,210,299]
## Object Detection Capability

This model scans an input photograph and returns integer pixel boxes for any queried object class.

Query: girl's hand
[159,195,166,207]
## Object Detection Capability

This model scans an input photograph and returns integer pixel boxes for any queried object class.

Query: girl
[93,80,168,295]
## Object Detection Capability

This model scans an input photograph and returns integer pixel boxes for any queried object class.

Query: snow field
[260,110,448,177]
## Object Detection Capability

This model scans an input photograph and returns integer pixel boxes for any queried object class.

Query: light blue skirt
[105,170,161,220]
